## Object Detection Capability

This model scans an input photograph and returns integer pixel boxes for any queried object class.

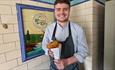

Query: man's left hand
[54,56,77,69]
[54,60,65,70]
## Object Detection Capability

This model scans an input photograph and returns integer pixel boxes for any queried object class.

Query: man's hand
[53,56,78,70]
[54,60,65,70]
[63,56,78,66]
[48,49,54,58]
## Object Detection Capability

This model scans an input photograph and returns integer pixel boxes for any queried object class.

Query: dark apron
[50,22,79,70]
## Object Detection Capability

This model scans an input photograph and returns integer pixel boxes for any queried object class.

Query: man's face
[54,3,70,23]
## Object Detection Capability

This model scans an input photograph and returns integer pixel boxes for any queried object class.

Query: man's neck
[57,21,69,28]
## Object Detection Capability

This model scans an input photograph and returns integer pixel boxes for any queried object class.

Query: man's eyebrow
[55,8,61,9]
[55,7,68,8]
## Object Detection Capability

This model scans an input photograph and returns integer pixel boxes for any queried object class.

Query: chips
[47,40,59,49]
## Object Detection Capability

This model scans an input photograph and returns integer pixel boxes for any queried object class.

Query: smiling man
[42,0,88,70]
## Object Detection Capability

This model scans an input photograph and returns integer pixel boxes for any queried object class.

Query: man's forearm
[63,56,78,67]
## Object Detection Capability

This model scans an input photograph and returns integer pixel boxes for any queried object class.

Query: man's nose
[60,9,64,14]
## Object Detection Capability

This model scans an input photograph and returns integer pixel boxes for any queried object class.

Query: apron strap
[68,22,71,36]
[52,22,57,40]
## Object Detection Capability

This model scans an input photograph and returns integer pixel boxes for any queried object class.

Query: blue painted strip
[72,0,89,6]
[16,3,54,12]
[32,0,90,6]
[16,4,26,62]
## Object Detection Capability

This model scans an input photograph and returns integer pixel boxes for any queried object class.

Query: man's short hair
[54,0,71,7]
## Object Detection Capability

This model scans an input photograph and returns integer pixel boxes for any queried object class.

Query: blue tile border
[32,0,90,6]
[71,0,89,6]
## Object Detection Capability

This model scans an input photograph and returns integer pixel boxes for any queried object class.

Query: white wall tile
[3,33,19,43]
[0,1,13,5]
[0,24,14,34]
[39,55,49,63]
[0,42,16,54]
[31,61,50,70]
[0,59,17,70]
[1,15,17,24]
[10,64,28,70]
[27,55,44,69]
[12,0,22,6]
[85,15,93,22]
[74,2,85,10]
[0,54,6,64]
[15,41,20,50]
[11,6,17,15]
[13,24,19,33]
[85,1,93,8]
[0,5,12,14]
[0,35,3,44]
[85,8,93,15]
[5,50,21,61]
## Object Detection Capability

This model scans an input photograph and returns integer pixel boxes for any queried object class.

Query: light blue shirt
[42,21,88,63]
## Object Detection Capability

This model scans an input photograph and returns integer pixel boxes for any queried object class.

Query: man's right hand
[48,49,54,58]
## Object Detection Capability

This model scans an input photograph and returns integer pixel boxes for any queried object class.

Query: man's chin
[57,19,68,23]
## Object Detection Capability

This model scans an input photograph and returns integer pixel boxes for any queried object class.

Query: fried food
[47,40,59,49]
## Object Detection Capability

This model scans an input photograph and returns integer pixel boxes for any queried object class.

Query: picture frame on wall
[16,4,54,62]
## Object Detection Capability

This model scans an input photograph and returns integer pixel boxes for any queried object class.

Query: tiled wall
[0,0,52,70]
[70,1,93,70]
[70,0,104,70]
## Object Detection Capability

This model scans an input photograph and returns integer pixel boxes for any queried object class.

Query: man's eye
[56,8,60,11]
[64,8,68,11]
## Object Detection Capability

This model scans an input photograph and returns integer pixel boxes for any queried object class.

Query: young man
[42,0,88,70]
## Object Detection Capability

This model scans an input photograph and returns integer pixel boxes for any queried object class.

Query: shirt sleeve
[42,27,50,55]
[74,27,89,63]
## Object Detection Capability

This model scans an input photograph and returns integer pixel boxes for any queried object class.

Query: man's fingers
[54,59,60,63]
[48,49,54,57]
[48,49,53,54]
[54,60,65,70]
[54,59,63,64]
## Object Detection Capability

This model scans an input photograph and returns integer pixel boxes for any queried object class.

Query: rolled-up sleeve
[74,27,89,63]
[42,27,50,55]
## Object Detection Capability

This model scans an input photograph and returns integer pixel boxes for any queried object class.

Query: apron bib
[50,22,79,70]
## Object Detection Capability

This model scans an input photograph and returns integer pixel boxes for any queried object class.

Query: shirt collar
[56,21,69,29]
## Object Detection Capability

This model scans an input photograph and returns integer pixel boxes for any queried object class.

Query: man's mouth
[59,15,66,18]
